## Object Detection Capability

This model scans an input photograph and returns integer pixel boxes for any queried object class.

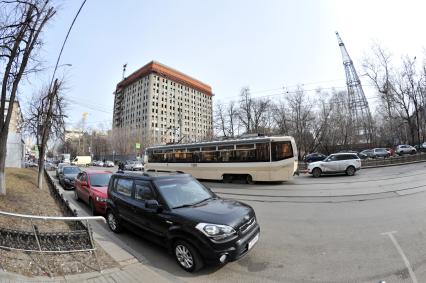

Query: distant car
[97,161,104,167]
[74,170,112,215]
[307,153,361,177]
[372,148,390,158]
[359,149,375,159]
[395,145,416,155]
[124,161,135,171]
[303,153,327,163]
[132,161,144,171]
[59,166,81,190]
[44,161,56,171]
[25,161,38,168]
[56,162,68,177]
[414,143,426,153]
[340,150,368,160]
[104,160,114,167]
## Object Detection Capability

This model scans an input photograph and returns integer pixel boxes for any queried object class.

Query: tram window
[236,143,255,149]
[201,146,216,151]
[201,151,217,162]
[234,149,256,162]
[218,150,234,162]
[271,141,293,161]
[255,143,270,162]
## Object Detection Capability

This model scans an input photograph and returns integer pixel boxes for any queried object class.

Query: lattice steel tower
[336,31,373,144]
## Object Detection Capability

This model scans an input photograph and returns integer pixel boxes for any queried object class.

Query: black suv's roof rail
[145,169,185,174]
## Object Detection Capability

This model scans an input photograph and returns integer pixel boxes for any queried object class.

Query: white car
[307,153,361,178]
[395,144,416,155]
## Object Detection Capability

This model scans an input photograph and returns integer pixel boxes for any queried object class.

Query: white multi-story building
[113,61,213,147]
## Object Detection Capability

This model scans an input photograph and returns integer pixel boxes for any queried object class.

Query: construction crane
[336,31,373,144]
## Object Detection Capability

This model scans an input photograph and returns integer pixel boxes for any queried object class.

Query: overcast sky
[20,0,426,129]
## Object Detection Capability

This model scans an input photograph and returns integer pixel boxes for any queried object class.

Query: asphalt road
[51,163,426,283]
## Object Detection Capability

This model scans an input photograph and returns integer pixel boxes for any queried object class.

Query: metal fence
[0,170,107,276]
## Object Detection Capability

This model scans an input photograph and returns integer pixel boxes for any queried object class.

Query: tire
[346,166,356,176]
[411,150,416,154]
[106,210,122,233]
[74,190,81,202]
[90,198,97,216]
[173,240,204,272]
[245,175,254,184]
[312,168,322,178]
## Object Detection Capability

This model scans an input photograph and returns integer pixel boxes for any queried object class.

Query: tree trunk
[0,129,9,195]
[37,143,45,189]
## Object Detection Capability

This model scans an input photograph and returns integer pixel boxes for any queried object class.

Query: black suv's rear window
[116,178,133,197]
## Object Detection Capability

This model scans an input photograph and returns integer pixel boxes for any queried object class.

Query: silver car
[307,153,361,178]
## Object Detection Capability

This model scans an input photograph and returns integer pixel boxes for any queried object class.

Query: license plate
[248,233,259,250]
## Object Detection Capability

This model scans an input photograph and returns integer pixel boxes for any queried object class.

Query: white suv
[395,144,416,155]
[307,153,361,178]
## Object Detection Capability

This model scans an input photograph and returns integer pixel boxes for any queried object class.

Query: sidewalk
[0,262,171,282]
[0,171,173,283]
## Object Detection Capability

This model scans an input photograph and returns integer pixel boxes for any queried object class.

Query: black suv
[105,170,260,272]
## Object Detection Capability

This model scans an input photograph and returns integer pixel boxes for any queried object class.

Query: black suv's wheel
[346,166,355,176]
[312,168,322,178]
[106,210,122,233]
[173,240,203,272]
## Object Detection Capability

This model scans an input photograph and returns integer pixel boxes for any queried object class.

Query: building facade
[4,100,25,168]
[113,61,213,148]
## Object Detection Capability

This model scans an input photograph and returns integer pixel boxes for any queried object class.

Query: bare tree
[214,101,227,137]
[285,87,314,158]
[238,87,253,134]
[0,0,55,195]
[24,78,66,188]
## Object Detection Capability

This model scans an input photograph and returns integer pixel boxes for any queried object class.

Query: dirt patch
[0,168,119,277]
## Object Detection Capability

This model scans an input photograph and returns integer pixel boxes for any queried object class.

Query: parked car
[44,161,56,171]
[124,160,135,170]
[96,161,104,167]
[414,143,426,152]
[359,149,375,159]
[307,153,361,177]
[395,144,416,155]
[58,166,81,190]
[25,161,38,168]
[103,160,115,167]
[74,170,112,215]
[372,148,390,158]
[340,150,368,160]
[56,162,68,178]
[303,153,327,163]
[132,161,144,171]
[106,171,260,272]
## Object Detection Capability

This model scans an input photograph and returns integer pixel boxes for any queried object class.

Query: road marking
[381,231,418,283]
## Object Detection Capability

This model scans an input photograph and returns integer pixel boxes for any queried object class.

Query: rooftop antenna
[122,63,127,80]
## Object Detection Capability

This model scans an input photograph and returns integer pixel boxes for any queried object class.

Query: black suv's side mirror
[145,199,162,212]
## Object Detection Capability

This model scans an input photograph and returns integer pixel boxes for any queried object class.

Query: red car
[74,170,112,215]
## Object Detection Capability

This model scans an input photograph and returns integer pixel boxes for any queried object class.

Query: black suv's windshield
[90,173,111,187]
[63,167,80,174]
[154,177,214,209]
